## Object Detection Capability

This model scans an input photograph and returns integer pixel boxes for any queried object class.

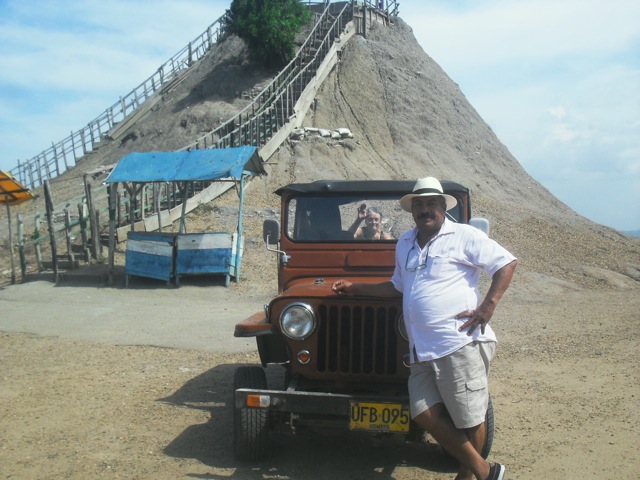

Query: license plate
[349,401,410,433]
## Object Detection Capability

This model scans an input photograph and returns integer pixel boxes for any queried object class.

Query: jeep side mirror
[469,217,490,236]
[263,219,290,265]
[263,219,280,245]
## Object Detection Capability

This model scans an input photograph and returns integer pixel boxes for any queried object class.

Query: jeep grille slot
[316,305,400,376]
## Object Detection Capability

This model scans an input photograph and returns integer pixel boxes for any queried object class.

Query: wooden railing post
[84,177,100,260]
[17,213,27,282]
[64,204,76,269]
[44,180,59,283]
[5,201,16,284]
[78,201,90,263]
[34,213,43,271]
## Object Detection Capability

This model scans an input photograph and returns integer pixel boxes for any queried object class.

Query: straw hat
[399,177,458,212]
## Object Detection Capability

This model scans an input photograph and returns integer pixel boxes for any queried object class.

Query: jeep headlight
[280,303,316,340]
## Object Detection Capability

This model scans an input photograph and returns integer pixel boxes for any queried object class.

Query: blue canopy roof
[105,146,264,183]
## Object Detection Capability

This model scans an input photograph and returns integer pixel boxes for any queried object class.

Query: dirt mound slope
[2,18,638,292]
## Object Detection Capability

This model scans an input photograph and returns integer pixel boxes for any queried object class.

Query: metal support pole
[108,183,118,286]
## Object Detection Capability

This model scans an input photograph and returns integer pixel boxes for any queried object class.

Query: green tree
[226,0,312,68]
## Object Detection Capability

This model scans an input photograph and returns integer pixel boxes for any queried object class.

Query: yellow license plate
[349,401,410,433]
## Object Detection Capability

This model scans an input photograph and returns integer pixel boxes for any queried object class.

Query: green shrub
[226,0,312,68]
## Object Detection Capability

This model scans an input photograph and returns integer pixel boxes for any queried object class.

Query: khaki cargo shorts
[408,341,495,429]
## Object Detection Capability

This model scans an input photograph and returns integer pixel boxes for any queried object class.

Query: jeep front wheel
[233,366,269,460]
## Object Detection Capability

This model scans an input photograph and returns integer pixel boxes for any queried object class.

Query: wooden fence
[15,181,104,282]
[13,176,204,281]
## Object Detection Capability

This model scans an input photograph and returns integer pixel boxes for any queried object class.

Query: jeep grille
[316,304,401,376]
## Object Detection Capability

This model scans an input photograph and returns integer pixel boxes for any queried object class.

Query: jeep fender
[234,311,288,366]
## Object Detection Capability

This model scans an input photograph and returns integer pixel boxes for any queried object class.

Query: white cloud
[549,107,566,120]
[551,123,579,142]
[0,0,228,93]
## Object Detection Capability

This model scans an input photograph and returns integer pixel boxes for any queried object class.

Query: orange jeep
[233,180,493,460]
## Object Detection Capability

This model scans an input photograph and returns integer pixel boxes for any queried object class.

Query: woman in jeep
[348,204,393,240]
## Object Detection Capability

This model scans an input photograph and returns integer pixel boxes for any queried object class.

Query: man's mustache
[417,212,434,220]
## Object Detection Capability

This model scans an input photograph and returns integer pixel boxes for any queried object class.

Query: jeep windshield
[284,193,466,242]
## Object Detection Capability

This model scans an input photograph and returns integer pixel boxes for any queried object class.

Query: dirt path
[1,277,638,480]
[0,277,272,353]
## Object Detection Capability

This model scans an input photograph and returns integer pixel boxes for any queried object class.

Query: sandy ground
[1,273,638,480]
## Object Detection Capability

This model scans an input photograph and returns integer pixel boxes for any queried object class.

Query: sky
[0,0,638,231]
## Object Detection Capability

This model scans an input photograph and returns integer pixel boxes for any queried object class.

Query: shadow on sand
[158,363,457,479]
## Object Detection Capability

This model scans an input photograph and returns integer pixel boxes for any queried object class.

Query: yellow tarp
[0,170,33,206]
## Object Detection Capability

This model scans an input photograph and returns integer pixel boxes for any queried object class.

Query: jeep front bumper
[235,388,412,432]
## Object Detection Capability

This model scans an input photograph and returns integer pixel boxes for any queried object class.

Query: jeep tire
[480,396,495,459]
[439,395,495,461]
[233,366,269,460]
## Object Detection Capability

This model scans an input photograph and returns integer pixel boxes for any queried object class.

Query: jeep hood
[280,276,394,299]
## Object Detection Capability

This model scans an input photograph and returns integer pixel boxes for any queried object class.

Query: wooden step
[42,259,81,270]
[71,244,87,254]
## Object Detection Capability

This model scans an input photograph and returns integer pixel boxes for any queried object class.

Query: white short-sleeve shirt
[391,219,516,362]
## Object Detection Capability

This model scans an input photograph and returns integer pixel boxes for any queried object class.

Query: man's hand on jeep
[332,280,400,298]
[332,279,353,295]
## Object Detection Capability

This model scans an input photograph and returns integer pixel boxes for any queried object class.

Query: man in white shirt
[332,177,517,480]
